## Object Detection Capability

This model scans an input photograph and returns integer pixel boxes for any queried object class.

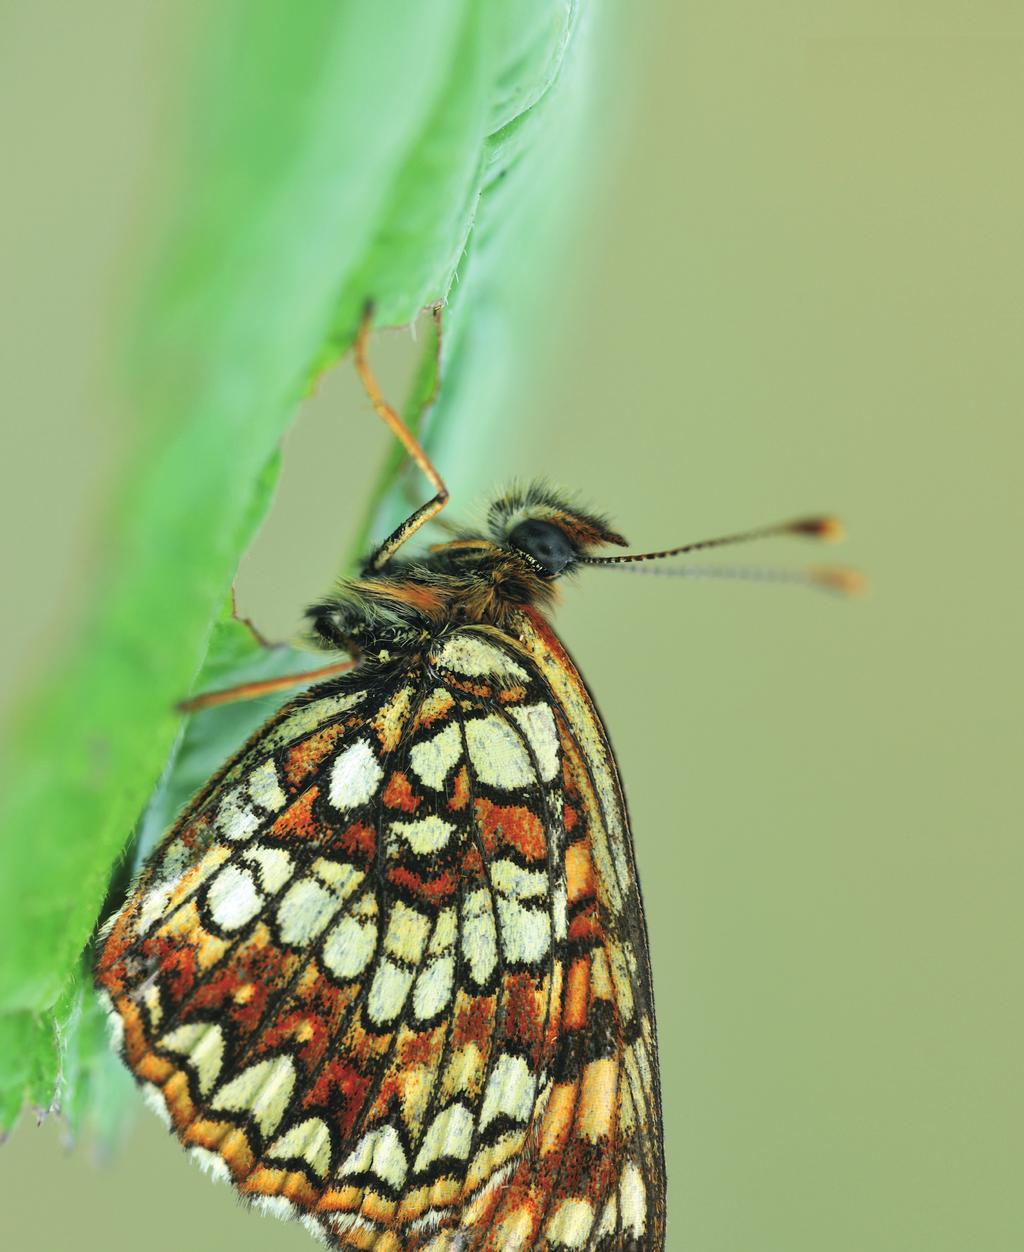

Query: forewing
[490,610,667,1251]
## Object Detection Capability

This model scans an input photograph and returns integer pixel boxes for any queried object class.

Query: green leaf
[0,0,590,1134]
[0,1009,58,1134]
[49,968,138,1153]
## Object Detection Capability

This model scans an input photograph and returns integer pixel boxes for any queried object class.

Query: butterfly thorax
[307,544,559,660]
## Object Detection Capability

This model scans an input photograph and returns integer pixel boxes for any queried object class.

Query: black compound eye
[507,518,577,576]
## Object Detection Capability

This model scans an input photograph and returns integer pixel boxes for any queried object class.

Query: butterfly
[94,319,853,1250]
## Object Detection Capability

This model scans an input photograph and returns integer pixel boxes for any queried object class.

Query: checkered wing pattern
[95,620,664,1250]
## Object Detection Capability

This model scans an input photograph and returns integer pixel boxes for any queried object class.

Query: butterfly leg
[227,587,278,651]
[177,659,355,713]
[397,309,461,537]
[354,305,450,570]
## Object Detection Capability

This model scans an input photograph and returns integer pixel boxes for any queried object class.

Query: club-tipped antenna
[578,515,845,566]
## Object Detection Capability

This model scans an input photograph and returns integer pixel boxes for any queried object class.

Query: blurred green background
[2,2,1021,1250]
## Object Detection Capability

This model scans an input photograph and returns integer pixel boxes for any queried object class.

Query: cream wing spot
[243,844,294,893]
[620,1161,647,1236]
[311,857,363,896]
[495,897,551,965]
[409,721,462,790]
[461,888,498,986]
[552,880,568,942]
[479,1053,535,1130]
[546,1197,596,1248]
[383,899,432,963]
[412,954,455,1021]
[247,759,287,811]
[390,813,456,856]
[328,739,383,811]
[464,715,535,790]
[431,633,528,680]
[338,1124,408,1191]
[215,787,261,841]
[268,1116,333,1178]
[136,882,177,934]
[491,859,548,901]
[429,906,457,955]
[206,865,263,930]
[322,902,377,981]
[413,1102,474,1172]
[211,1054,296,1137]
[509,703,560,782]
[367,958,416,1026]
[276,877,344,946]
[158,1021,225,1095]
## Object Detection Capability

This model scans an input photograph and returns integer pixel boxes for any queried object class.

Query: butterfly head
[489,482,627,579]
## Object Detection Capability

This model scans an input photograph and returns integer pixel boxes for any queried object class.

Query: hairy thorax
[307,544,559,659]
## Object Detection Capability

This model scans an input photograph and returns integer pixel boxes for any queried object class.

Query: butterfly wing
[95,622,664,1251]
[483,608,667,1251]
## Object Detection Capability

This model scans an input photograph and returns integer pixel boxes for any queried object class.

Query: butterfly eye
[507,518,578,576]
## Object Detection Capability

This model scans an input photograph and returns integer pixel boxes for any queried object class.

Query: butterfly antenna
[579,514,862,595]
[578,515,844,565]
